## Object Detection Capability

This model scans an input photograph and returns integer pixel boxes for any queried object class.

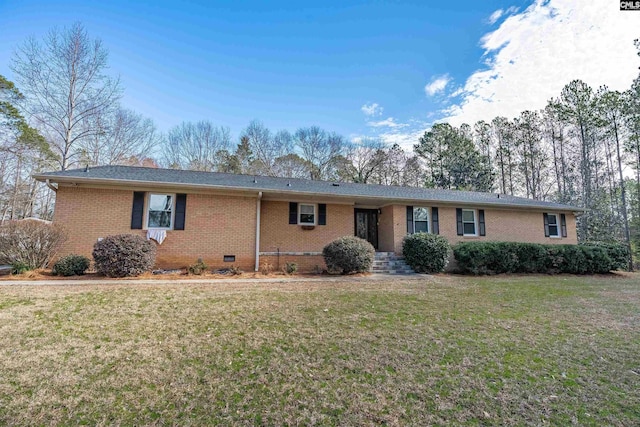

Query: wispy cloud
[444,0,639,126]
[487,6,518,25]
[488,9,504,25]
[359,118,431,151]
[376,128,426,150]
[424,74,451,96]
[366,117,407,128]
[361,102,383,116]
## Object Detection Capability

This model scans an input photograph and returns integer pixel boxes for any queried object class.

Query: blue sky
[1,0,638,149]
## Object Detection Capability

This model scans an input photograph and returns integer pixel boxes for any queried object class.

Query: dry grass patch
[0,275,639,425]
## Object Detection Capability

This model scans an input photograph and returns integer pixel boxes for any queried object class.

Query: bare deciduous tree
[294,126,345,180]
[240,120,294,176]
[12,22,122,170]
[341,138,386,183]
[80,106,157,166]
[163,121,231,171]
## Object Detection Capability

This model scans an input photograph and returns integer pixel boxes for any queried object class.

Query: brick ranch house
[34,165,582,272]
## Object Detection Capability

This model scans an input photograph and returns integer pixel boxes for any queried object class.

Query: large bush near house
[453,241,617,275]
[92,234,156,277]
[52,254,91,276]
[0,220,67,270]
[402,233,451,273]
[322,236,375,274]
[582,242,630,271]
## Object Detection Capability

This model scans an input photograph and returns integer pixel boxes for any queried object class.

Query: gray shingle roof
[34,165,583,211]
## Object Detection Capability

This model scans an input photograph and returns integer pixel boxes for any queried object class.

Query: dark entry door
[355,209,378,249]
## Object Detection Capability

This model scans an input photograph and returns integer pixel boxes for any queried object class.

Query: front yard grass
[0,275,638,425]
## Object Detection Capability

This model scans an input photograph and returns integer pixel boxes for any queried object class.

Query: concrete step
[372,270,417,275]
[372,266,414,271]
[373,260,408,266]
[371,253,415,274]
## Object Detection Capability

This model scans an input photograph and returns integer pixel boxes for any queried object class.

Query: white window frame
[298,203,316,225]
[146,193,175,230]
[462,209,478,237]
[413,207,430,234]
[547,213,561,238]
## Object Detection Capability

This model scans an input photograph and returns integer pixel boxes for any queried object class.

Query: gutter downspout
[45,179,58,192]
[255,191,262,272]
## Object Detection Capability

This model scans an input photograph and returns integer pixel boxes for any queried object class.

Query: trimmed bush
[0,220,67,270]
[92,234,156,277]
[402,233,451,273]
[283,262,298,275]
[582,242,630,271]
[52,254,90,276]
[323,236,375,274]
[188,258,208,275]
[453,241,518,275]
[453,241,618,275]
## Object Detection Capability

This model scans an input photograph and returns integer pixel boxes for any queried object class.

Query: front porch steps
[372,252,416,274]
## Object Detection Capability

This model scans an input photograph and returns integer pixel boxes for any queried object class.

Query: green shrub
[581,246,612,274]
[582,242,630,271]
[322,236,375,274]
[514,243,549,273]
[283,262,298,275]
[11,261,31,275]
[402,233,451,273]
[52,254,90,276]
[92,234,156,277]
[453,241,618,275]
[188,258,208,275]
[453,242,517,274]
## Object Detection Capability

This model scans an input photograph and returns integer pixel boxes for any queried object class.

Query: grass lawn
[0,275,638,426]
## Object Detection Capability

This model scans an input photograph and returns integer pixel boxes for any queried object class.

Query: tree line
[1,24,639,256]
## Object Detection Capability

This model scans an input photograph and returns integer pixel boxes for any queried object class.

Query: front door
[354,209,378,249]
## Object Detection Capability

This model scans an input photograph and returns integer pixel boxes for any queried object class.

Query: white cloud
[360,118,432,151]
[444,0,640,126]
[488,6,520,24]
[361,102,383,116]
[488,9,504,25]
[377,128,426,150]
[367,117,407,128]
[424,74,451,96]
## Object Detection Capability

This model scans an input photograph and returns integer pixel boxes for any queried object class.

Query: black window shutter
[543,213,550,237]
[479,209,486,236]
[289,202,298,224]
[131,191,145,229]
[174,194,187,230]
[318,204,327,225]
[431,207,439,234]
[456,208,463,236]
[560,213,567,237]
[406,206,414,234]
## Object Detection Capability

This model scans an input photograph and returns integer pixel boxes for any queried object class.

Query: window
[298,203,316,225]
[147,193,174,229]
[547,213,560,237]
[413,207,429,233]
[462,209,477,236]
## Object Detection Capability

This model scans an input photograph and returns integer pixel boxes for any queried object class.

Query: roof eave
[33,173,585,212]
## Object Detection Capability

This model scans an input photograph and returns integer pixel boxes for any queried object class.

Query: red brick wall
[259,201,353,253]
[52,186,579,273]
[53,186,257,270]
[259,255,326,274]
[375,204,578,255]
